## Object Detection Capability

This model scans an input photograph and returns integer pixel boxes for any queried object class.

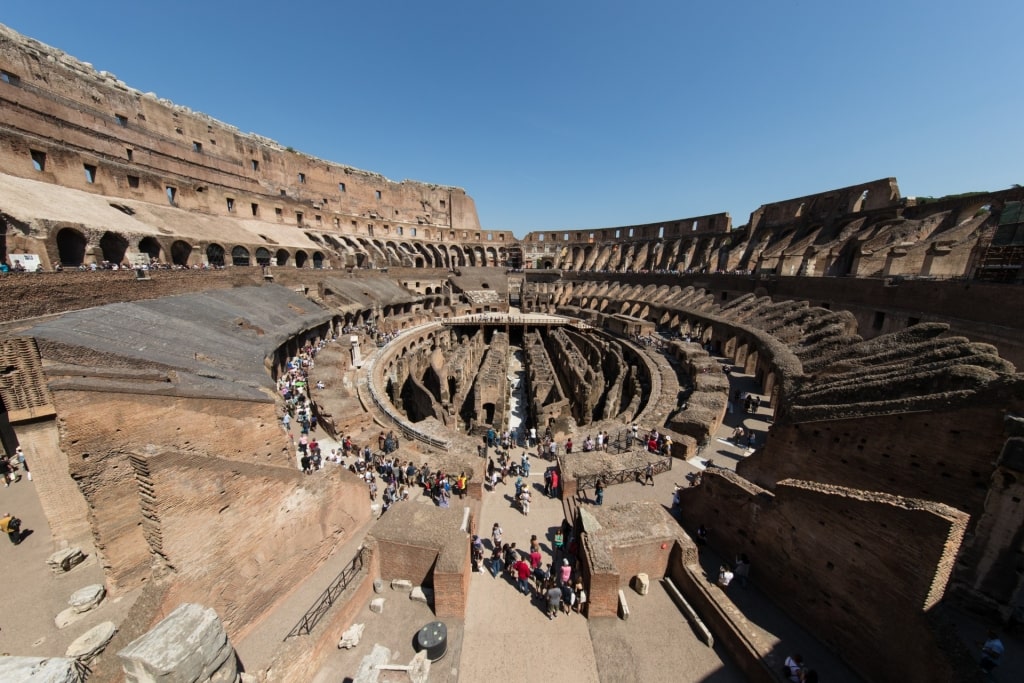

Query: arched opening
[312,251,324,269]
[231,246,251,266]
[171,240,192,267]
[138,236,162,262]
[255,247,272,266]
[295,250,308,268]
[100,231,129,264]
[206,243,225,267]
[56,227,87,267]
[275,249,290,267]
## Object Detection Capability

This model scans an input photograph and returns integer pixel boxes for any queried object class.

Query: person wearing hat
[559,557,572,585]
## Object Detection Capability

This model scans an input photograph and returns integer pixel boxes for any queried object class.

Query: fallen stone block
[66,621,117,661]
[369,597,386,613]
[47,547,85,574]
[0,656,83,682]
[634,573,649,596]
[69,584,106,614]
[409,587,433,604]
[337,622,365,649]
[118,603,238,683]
[373,579,384,593]
[391,579,413,591]
[618,589,630,621]
[55,607,84,630]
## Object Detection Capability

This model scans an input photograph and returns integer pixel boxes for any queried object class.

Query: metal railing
[284,546,367,640]
[575,454,673,491]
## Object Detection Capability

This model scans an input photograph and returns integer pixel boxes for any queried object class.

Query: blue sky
[4,1,1022,236]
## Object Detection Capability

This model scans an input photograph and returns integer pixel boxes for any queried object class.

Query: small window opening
[275,207,283,217]
[166,186,177,205]
[30,149,46,171]
[0,71,21,85]
[115,114,128,127]
[226,198,235,212]
[280,189,287,196]
[298,173,306,184]
[339,182,346,192]
[193,141,204,153]
[872,311,885,330]
[440,199,446,209]
[315,215,322,225]
[84,164,97,183]
[375,190,382,200]
[127,175,140,188]
[296,212,304,225]
[126,148,133,161]
[251,203,259,217]
[251,159,259,171]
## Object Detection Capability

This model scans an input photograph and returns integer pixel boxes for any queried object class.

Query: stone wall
[147,451,369,640]
[737,403,1011,524]
[678,471,970,683]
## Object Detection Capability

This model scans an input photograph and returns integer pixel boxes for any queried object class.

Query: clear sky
[4,1,1022,236]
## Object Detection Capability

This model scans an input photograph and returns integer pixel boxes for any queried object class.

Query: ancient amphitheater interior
[1,20,1023,683]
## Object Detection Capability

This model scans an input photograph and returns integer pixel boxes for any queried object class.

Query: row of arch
[51,227,512,269]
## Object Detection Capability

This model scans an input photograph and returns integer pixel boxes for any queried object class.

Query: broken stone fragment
[69,584,105,613]
[337,622,365,649]
[65,621,117,661]
[47,547,85,573]
[369,597,386,613]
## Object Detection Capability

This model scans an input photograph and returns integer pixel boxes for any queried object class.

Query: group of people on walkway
[476,524,588,620]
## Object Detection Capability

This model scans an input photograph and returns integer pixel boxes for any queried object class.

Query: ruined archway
[138,236,162,262]
[231,246,251,266]
[312,251,324,269]
[255,247,272,266]
[171,240,192,267]
[100,231,129,264]
[206,243,225,267]
[56,227,87,267]
[275,249,290,267]
[295,250,308,268]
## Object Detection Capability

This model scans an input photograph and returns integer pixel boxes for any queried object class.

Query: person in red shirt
[514,558,531,594]
[549,469,560,499]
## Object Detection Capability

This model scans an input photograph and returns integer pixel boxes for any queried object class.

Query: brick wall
[677,471,970,683]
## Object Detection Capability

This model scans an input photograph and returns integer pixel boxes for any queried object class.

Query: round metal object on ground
[415,621,447,662]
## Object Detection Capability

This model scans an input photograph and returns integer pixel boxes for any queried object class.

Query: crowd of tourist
[471,523,588,619]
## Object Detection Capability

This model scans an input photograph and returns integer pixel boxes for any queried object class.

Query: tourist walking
[0,512,23,545]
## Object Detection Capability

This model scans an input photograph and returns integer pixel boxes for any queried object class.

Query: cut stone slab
[409,587,432,604]
[68,584,106,613]
[337,623,365,649]
[55,607,86,630]
[0,656,82,682]
[369,597,386,613]
[634,573,650,596]
[118,603,237,683]
[47,547,85,573]
[618,589,630,620]
[390,579,413,591]
[65,621,117,661]
[373,579,384,593]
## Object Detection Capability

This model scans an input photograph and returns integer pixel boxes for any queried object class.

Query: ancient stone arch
[295,250,308,268]
[170,240,192,267]
[275,248,290,266]
[56,227,87,266]
[231,246,251,266]
[100,231,129,264]
[206,243,225,266]
[138,236,162,262]
[312,251,324,269]
[255,248,272,266]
